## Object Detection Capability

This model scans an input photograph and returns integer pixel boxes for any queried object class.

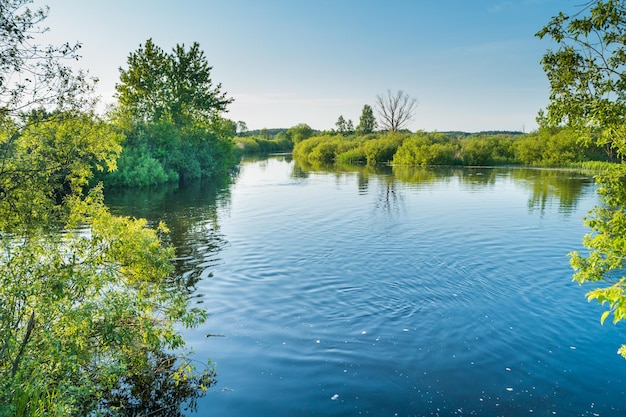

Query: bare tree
[375,90,418,131]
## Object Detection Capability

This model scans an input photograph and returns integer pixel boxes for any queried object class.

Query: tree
[536,1,626,159]
[537,1,626,358]
[0,1,213,413]
[116,39,233,126]
[237,120,248,136]
[335,115,347,133]
[346,119,354,133]
[375,90,418,132]
[335,115,353,135]
[287,123,314,144]
[357,104,377,134]
[110,40,237,186]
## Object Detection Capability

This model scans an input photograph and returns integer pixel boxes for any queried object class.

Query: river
[106,155,625,417]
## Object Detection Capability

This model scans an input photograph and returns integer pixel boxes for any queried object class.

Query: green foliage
[286,123,314,144]
[539,1,626,359]
[536,0,626,160]
[109,39,238,187]
[335,115,354,135]
[0,3,215,413]
[0,112,123,233]
[105,117,237,188]
[514,134,545,166]
[294,128,611,170]
[0,190,214,415]
[392,132,458,166]
[356,104,377,134]
[236,131,293,154]
[0,112,215,413]
[460,138,493,166]
[116,39,233,126]
[294,132,409,166]
[514,127,601,167]
[106,143,178,187]
[293,134,366,165]
[569,166,626,357]
[363,132,406,165]
[336,147,367,164]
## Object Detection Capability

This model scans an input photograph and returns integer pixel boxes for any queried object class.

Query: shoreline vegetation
[233,126,617,174]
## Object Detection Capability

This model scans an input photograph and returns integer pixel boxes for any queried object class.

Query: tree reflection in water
[99,351,216,416]
[104,175,231,416]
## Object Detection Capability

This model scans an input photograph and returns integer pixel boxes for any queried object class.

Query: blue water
[109,156,626,416]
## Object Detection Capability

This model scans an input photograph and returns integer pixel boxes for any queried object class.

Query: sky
[38,0,579,133]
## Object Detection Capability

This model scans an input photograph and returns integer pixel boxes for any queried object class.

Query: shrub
[461,138,493,166]
[106,145,177,187]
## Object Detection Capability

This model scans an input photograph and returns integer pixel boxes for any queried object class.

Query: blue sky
[40,0,577,132]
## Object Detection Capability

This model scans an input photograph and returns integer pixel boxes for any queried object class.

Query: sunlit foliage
[538,0,626,358]
[0,1,214,414]
[108,39,237,187]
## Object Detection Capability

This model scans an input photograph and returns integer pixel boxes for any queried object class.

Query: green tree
[287,123,314,144]
[536,0,626,158]
[0,1,214,414]
[538,0,626,358]
[110,40,237,187]
[346,118,354,133]
[335,115,353,135]
[237,120,248,136]
[116,38,233,126]
[357,104,377,134]
[335,115,347,133]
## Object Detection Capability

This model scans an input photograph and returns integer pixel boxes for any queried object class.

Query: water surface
[107,157,625,417]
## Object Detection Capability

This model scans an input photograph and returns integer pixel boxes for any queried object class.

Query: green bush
[293,134,360,164]
[513,128,586,167]
[103,121,236,187]
[336,147,367,164]
[237,132,293,154]
[461,138,493,165]
[392,132,459,166]
[106,145,177,187]
[364,135,402,165]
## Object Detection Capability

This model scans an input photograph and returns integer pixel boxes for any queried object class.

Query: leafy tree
[357,104,377,134]
[109,40,237,187]
[116,39,233,126]
[287,123,314,144]
[538,0,626,358]
[0,1,213,414]
[335,115,346,132]
[536,1,626,159]
[375,90,418,132]
[335,115,353,135]
[237,120,248,136]
[346,119,354,133]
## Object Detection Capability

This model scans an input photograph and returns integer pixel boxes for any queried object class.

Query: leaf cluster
[569,166,626,357]
[537,0,626,158]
